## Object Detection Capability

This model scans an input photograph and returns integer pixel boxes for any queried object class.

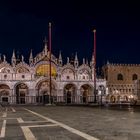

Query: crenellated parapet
[106,62,140,67]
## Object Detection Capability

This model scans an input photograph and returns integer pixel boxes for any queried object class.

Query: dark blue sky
[0,0,140,67]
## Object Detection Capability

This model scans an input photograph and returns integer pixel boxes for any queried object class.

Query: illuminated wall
[36,64,57,77]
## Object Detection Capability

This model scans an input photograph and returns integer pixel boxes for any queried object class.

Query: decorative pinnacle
[59,51,62,60]
[75,52,78,61]
[30,49,33,59]
[44,36,47,44]
[93,29,96,33]
[49,22,51,27]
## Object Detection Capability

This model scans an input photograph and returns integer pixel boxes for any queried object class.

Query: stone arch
[110,95,116,103]
[132,74,138,80]
[63,83,77,103]
[35,78,57,92]
[123,95,129,101]
[80,84,93,103]
[61,68,75,80]
[15,83,28,104]
[117,95,121,102]
[117,73,123,80]
[36,79,57,104]
[98,85,106,94]
[16,63,31,73]
[0,84,10,103]
[0,63,14,73]
[35,61,57,78]
[78,68,91,80]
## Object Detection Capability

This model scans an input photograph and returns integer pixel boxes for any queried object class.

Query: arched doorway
[15,83,28,104]
[64,84,77,104]
[37,80,56,104]
[0,84,10,103]
[123,95,129,102]
[117,96,121,102]
[110,95,116,103]
[80,84,93,103]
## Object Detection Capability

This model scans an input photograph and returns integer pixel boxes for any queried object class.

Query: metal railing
[0,95,100,105]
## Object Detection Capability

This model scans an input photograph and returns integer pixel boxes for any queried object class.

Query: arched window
[67,76,70,79]
[22,75,25,79]
[132,74,138,80]
[117,74,123,80]
[83,76,85,79]
[4,75,7,79]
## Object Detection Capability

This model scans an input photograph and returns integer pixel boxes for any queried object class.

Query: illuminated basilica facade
[0,42,106,104]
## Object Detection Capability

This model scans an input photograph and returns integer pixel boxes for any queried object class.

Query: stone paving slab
[26,106,140,140]
[1,106,140,140]
[5,119,24,139]
[31,126,86,140]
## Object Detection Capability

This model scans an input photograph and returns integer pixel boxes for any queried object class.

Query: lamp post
[98,86,105,105]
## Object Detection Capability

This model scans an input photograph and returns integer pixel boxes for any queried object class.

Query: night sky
[0,1,140,67]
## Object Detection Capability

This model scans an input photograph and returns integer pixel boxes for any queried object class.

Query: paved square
[1,106,140,140]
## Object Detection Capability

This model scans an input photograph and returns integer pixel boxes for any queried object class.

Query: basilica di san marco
[0,41,107,105]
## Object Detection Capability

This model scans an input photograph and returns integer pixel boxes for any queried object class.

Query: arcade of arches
[80,84,93,103]
[63,84,94,103]
[106,94,137,104]
[0,82,106,104]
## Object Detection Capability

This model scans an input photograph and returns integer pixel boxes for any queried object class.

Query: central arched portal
[15,83,28,104]
[64,84,77,104]
[37,80,57,104]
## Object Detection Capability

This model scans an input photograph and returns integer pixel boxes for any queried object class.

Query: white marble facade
[0,43,106,104]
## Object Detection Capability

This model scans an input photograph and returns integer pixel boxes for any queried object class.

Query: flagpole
[49,22,52,104]
[93,29,97,103]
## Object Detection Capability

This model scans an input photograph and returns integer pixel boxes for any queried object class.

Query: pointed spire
[107,60,110,65]
[44,37,48,55]
[29,49,33,65]
[16,51,20,64]
[86,59,88,65]
[11,50,16,66]
[21,55,24,63]
[90,54,94,67]
[75,52,78,61]
[67,57,70,64]
[59,51,62,60]
[83,58,85,64]
[58,51,63,66]
[0,54,2,63]
[29,49,33,59]
[74,52,79,67]
[12,50,16,59]
[3,55,6,62]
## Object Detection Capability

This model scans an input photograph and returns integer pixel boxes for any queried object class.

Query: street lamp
[98,87,104,105]
[98,90,102,105]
